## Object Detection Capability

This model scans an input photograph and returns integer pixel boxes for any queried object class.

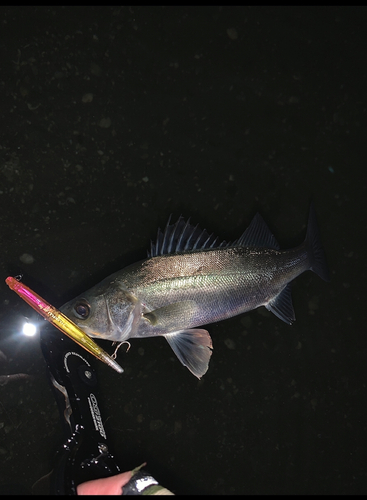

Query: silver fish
[61,204,329,378]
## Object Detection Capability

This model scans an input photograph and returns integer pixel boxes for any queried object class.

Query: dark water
[0,6,365,494]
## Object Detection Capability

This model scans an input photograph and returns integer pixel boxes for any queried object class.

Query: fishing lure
[5,276,123,374]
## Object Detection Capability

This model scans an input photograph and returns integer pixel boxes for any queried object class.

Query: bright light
[22,322,38,337]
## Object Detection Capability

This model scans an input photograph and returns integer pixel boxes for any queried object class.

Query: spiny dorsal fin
[148,216,228,257]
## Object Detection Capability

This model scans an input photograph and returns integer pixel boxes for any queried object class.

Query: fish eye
[74,300,90,319]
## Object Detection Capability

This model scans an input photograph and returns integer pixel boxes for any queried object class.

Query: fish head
[60,277,142,342]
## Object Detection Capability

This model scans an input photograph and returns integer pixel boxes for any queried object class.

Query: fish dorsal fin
[233,213,280,250]
[148,216,228,257]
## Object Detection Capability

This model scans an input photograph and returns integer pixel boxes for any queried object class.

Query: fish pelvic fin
[164,329,213,379]
[305,202,330,282]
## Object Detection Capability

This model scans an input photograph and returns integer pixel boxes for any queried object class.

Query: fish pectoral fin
[265,283,295,324]
[164,329,213,379]
[143,301,197,329]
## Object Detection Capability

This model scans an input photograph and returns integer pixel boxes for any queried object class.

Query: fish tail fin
[305,202,330,282]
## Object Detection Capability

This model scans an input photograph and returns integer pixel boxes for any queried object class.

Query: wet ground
[0,6,366,494]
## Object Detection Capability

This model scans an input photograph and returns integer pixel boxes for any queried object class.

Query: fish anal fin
[164,329,213,379]
[265,284,295,324]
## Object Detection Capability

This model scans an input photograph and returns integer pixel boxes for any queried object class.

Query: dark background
[0,6,365,494]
